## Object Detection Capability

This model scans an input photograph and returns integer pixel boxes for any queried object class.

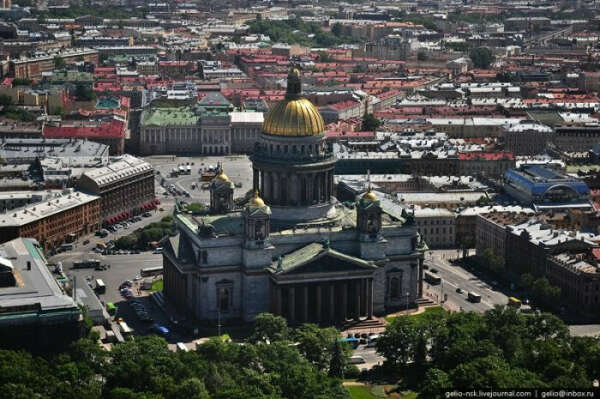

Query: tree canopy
[0,314,351,399]
[375,306,599,397]
[361,113,382,132]
[469,47,494,69]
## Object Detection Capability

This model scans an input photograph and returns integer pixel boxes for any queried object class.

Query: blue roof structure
[504,165,590,202]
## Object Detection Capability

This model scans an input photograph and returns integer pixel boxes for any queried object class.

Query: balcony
[251,149,335,165]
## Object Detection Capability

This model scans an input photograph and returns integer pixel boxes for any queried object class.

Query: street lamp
[405,292,410,311]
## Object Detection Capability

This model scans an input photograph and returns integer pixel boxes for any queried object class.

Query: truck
[467,292,482,303]
[507,297,522,309]
[73,259,102,269]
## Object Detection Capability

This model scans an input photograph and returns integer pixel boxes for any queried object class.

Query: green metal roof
[141,107,199,127]
[270,242,375,275]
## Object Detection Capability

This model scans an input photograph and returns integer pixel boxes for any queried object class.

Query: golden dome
[263,67,325,137]
[248,190,265,207]
[263,98,325,137]
[362,190,378,202]
[215,169,230,182]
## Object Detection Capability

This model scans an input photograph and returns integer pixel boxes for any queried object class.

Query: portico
[268,242,376,325]
[271,278,374,324]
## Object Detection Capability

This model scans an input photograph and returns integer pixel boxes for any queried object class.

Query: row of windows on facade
[144,128,230,145]
[417,219,454,225]
[266,142,326,156]
[418,227,453,235]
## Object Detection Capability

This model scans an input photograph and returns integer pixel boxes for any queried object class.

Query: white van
[176,342,189,352]
[348,356,366,364]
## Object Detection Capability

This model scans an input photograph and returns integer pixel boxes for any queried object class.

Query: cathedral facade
[163,70,425,325]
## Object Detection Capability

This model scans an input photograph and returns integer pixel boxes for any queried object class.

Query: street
[423,250,509,313]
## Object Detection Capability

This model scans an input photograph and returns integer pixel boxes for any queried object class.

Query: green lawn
[151,279,163,292]
[346,384,418,399]
[346,385,378,399]
[385,306,445,323]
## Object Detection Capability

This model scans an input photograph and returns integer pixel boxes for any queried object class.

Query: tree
[469,47,494,69]
[318,51,333,62]
[116,235,137,250]
[361,112,381,132]
[376,316,418,366]
[0,94,11,108]
[54,56,66,69]
[417,51,428,61]
[420,368,452,398]
[74,84,96,101]
[328,340,346,379]
[519,273,535,290]
[173,378,209,399]
[295,324,343,370]
[331,23,342,37]
[250,313,289,343]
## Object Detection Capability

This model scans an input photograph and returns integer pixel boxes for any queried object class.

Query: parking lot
[146,155,253,203]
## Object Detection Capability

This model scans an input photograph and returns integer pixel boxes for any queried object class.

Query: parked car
[456,287,464,294]
[151,324,170,337]
[143,212,152,217]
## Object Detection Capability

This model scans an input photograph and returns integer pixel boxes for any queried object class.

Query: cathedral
[162,70,425,325]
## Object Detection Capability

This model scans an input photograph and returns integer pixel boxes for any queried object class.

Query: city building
[10,48,99,79]
[76,155,155,225]
[0,189,101,251]
[42,116,128,155]
[163,71,425,325]
[139,93,233,155]
[476,211,535,260]
[414,207,456,249]
[547,251,600,316]
[502,122,553,156]
[553,125,600,153]
[505,219,596,277]
[503,165,592,211]
[230,111,263,153]
[458,152,516,177]
[0,237,81,351]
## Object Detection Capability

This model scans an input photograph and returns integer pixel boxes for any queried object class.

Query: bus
[507,297,522,308]
[141,266,163,277]
[119,321,134,337]
[468,292,482,303]
[424,271,442,285]
[73,259,101,269]
[94,279,106,294]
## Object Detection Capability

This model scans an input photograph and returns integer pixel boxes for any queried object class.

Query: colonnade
[253,168,334,207]
[271,278,373,324]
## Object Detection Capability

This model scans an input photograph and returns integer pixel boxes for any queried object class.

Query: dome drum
[251,132,333,165]
[252,68,336,223]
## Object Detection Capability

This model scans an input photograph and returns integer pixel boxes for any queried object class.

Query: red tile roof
[43,118,126,139]
[458,152,515,161]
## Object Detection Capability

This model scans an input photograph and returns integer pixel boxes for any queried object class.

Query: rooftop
[81,154,153,187]
[0,238,78,313]
[0,189,99,227]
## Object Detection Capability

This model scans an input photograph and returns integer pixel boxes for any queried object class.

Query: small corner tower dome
[361,190,378,202]
[262,68,325,137]
[248,190,266,207]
